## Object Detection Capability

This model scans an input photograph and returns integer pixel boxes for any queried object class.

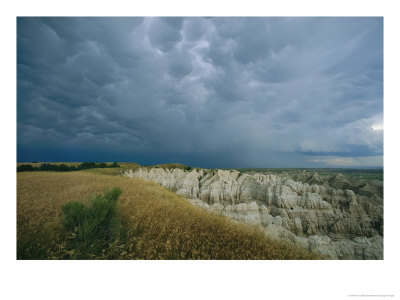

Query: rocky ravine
[124,168,383,259]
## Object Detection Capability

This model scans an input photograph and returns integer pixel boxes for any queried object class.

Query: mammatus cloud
[17,17,383,167]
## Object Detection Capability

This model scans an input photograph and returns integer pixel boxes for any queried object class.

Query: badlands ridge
[124,167,383,259]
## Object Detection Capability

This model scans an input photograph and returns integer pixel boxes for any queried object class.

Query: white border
[3,1,399,299]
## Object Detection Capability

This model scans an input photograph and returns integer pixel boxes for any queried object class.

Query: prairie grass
[60,187,124,259]
[17,171,321,259]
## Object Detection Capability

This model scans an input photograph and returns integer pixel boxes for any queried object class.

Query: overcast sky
[17,17,383,168]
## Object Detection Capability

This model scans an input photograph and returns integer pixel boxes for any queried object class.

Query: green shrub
[17,164,36,172]
[61,201,86,231]
[59,163,70,172]
[60,187,123,259]
[78,162,97,169]
[39,163,57,171]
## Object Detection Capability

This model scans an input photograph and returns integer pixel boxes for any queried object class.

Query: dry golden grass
[16,162,141,177]
[17,171,321,260]
[16,162,141,176]
[76,162,141,176]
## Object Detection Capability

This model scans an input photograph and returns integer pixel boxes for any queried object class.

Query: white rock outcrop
[124,168,383,259]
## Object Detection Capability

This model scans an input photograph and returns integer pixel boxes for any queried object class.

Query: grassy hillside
[16,162,190,175]
[17,171,320,260]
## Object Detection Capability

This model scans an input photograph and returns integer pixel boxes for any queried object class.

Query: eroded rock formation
[124,168,383,259]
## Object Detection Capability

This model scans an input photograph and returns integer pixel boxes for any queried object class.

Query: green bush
[61,201,86,231]
[59,163,71,172]
[17,164,35,172]
[60,187,123,259]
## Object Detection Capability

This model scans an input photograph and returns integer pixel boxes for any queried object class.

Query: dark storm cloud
[148,17,183,52]
[17,17,383,167]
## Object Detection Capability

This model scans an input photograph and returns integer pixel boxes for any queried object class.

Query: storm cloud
[17,17,383,168]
